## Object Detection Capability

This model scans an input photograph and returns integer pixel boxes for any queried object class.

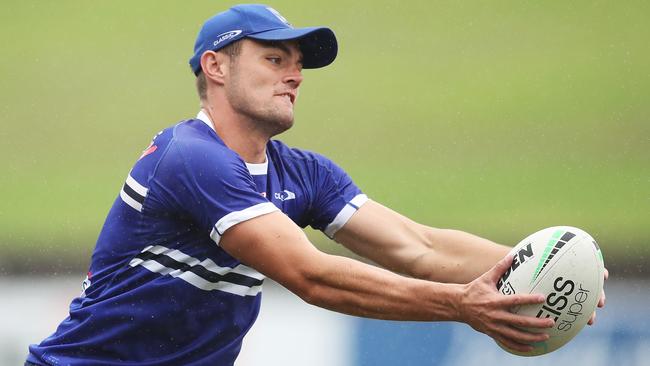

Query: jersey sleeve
[149,136,278,246]
[306,154,368,238]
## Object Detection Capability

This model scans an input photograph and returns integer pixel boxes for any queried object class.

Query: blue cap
[189,4,338,75]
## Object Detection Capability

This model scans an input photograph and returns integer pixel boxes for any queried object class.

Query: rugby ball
[496,226,605,356]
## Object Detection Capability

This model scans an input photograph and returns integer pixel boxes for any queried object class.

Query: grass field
[1,1,648,268]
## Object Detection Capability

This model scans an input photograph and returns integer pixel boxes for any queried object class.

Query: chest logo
[274,190,296,201]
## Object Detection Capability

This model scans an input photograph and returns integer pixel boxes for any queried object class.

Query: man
[26,4,605,366]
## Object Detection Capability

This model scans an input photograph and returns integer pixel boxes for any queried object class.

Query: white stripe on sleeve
[210,202,280,245]
[324,194,369,238]
[120,189,143,212]
[126,174,149,196]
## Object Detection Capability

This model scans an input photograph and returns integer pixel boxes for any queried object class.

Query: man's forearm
[333,201,511,284]
[295,251,553,354]
[408,228,510,284]
[222,211,553,351]
[296,253,464,321]
[223,211,463,322]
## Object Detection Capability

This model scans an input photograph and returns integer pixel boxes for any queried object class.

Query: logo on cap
[213,30,243,47]
[266,7,291,26]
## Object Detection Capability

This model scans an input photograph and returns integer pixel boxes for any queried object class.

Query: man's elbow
[294,282,322,306]
[277,262,327,306]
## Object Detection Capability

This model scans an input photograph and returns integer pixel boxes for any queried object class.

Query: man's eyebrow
[258,41,303,62]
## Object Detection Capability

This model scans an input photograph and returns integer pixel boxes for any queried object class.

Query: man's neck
[201,107,268,164]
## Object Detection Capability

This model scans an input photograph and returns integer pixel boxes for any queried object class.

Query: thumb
[486,253,514,283]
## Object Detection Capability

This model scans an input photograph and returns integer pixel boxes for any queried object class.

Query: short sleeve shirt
[27,112,367,366]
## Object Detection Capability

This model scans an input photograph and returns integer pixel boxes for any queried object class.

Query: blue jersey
[27,112,367,366]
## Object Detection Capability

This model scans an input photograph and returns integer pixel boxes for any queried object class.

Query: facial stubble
[225,60,295,138]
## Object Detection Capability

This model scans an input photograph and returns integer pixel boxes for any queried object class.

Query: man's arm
[220,210,553,352]
[334,200,607,323]
[334,200,509,284]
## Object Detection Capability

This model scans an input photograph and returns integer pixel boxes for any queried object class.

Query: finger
[494,336,535,353]
[497,293,545,307]
[598,289,606,308]
[494,324,550,344]
[498,312,555,329]
[588,312,596,325]
[487,254,515,283]
[604,268,609,281]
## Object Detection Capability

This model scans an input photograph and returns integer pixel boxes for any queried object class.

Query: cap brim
[248,27,338,69]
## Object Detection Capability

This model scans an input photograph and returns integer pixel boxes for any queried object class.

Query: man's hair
[195,41,243,101]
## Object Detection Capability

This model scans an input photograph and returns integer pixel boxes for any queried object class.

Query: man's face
[224,39,304,137]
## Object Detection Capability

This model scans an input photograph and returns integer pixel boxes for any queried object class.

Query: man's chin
[258,112,294,137]
[269,119,294,137]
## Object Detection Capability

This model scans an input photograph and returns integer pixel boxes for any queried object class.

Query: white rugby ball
[496,226,605,356]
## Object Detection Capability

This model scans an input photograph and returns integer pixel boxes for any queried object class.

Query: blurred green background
[1,1,648,274]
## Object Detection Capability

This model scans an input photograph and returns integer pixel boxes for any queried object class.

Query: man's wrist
[425,281,467,322]
[447,282,468,323]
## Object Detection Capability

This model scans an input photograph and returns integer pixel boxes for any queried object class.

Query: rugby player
[27,5,605,365]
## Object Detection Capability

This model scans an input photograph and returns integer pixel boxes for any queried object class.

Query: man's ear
[200,51,228,85]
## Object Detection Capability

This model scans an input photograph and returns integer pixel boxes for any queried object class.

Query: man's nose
[283,67,303,88]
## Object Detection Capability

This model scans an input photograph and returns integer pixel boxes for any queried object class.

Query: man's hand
[457,254,554,353]
[587,267,608,325]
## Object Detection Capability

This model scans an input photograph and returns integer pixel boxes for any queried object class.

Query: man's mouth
[276,91,296,105]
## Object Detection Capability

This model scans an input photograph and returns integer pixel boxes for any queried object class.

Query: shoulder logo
[213,30,243,47]
[274,190,296,201]
[139,144,157,160]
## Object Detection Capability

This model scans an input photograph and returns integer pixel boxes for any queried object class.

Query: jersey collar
[196,110,268,176]
[197,110,216,132]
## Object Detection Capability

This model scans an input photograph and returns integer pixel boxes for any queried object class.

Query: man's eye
[267,57,281,64]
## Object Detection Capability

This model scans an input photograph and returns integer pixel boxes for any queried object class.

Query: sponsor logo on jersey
[81,272,92,297]
[274,190,296,201]
[213,30,243,47]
